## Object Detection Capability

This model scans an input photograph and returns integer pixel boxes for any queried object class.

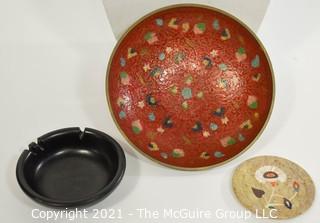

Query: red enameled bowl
[106,4,274,170]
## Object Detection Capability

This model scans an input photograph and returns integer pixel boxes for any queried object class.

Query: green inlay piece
[238,133,245,141]
[119,111,126,119]
[251,55,260,68]
[150,67,162,77]
[249,101,258,109]
[213,19,220,30]
[227,137,236,145]
[238,47,246,54]
[182,87,192,99]
[132,126,141,134]
[148,112,155,121]
[218,63,228,71]
[120,71,127,78]
[159,52,165,61]
[172,149,184,158]
[144,32,152,40]
[214,151,225,158]
[210,123,218,131]
[197,23,206,31]
[174,52,185,64]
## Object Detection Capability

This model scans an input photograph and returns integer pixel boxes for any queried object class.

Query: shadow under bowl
[16,127,126,208]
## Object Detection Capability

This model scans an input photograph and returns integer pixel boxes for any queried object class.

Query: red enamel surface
[107,6,273,169]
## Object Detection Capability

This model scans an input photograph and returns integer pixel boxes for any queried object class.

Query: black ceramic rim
[16,127,126,208]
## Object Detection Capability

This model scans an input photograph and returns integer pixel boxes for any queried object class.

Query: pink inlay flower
[132,120,143,134]
[144,32,158,44]
[120,71,130,85]
[193,23,206,34]
[247,95,258,109]
[220,136,236,147]
[235,47,247,62]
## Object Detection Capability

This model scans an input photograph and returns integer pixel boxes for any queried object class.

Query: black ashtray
[16,127,126,208]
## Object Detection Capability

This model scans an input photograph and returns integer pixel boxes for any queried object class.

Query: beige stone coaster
[232,156,315,219]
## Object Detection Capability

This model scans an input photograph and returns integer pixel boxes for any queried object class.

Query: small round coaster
[232,156,315,219]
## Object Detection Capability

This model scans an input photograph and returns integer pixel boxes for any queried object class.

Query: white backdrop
[0,0,319,222]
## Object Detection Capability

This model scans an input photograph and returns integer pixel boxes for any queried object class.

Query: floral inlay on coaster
[107,5,274,169]
[232,156,315,219]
